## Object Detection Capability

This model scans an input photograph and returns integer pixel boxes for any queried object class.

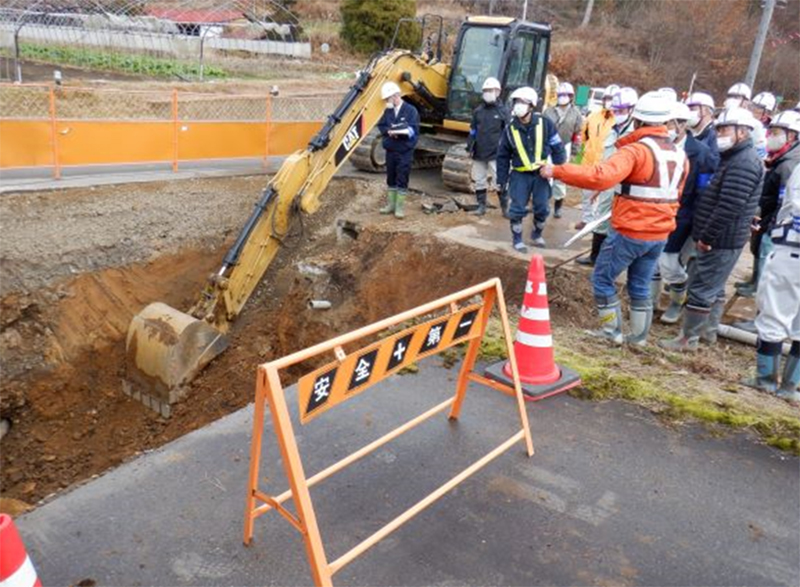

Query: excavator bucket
[123,302,228,417]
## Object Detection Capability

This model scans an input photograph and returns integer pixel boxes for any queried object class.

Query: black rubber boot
[471,189,487,216]
[553,198,563,218]
[576,232,606,266]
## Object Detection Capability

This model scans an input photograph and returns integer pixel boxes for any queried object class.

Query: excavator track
[441,144,474,193]
[350,129,445,173]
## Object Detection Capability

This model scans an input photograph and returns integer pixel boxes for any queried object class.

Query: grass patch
[19,44,226,79]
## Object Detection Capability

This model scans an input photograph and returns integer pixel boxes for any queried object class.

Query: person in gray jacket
[661,108,765,352]
[543,82,584,218]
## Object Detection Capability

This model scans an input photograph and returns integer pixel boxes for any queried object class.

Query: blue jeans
[507,171,552,236]
[592,229,666,302]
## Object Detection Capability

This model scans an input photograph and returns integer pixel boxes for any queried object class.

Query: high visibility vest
[618,137,686,204]
[510,118,545,172]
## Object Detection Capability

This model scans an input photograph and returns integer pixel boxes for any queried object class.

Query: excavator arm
[124,50,450,412]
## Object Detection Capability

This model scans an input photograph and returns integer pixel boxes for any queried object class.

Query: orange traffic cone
[0,514,42,587]
[486,254,581,401]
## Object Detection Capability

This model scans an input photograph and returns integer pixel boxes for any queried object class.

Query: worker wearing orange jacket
[542,91,689,346]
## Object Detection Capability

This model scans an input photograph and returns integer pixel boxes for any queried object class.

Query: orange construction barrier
[0,514,42,587]
[485,254,581,401]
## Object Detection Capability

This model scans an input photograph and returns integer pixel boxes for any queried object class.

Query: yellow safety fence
[0,84,343,177]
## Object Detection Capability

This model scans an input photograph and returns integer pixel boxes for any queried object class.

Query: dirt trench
[1,175,577,510]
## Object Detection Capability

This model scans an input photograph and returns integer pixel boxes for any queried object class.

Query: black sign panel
[419,320,448,354]
[334,114,364,166]
[305,366,338,415]
[452,309,479,341]
[386,332,414,372]
[348,348,379,392]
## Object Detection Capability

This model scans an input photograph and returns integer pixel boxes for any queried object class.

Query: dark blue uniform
[377,101,420,192]
[496,114,566,242]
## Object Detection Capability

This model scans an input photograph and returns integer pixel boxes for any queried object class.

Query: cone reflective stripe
[0,515,41,587]
[485,254,581,400]
[502,255,560,385]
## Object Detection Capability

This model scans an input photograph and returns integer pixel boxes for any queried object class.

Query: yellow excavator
[124,15,554,415]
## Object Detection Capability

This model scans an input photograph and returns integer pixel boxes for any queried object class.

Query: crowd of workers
[376,78,800,402]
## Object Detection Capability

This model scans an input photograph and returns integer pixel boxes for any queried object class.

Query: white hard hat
[716,107,758,130]
[671,101,692,121]
[381,81,401,100]
[752,91,777,112]
[482,77,501,92]
[557,82,575,96]
[727,82,752,100]
[770,111,800,134]
[687,91,715,110]
[603,84,620,98]
[611,87,638,110]
[632,91,674,124]
[658,87,678,102]
[510,86,538,106]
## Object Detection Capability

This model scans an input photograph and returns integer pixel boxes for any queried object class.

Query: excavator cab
[446,17,551,123]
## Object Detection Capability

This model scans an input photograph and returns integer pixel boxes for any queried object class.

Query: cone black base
[484,361,582,402]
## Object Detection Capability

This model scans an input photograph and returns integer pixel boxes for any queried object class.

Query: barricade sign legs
[243,279,534,586]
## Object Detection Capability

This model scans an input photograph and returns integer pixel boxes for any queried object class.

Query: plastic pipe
[308,300,332,310]
[717,324,791,356]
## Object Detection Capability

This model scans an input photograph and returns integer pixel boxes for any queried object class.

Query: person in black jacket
[655,102,718,325]
[377,81,420,219]
[661,108,765,352]
[686,92,720,169]
[467,77,509,216]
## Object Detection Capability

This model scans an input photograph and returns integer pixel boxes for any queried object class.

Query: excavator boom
[124,50,450,414]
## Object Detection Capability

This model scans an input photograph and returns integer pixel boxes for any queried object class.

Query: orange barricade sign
[243,279,533,587]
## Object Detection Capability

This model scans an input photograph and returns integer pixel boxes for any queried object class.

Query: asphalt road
[15,360,799,586]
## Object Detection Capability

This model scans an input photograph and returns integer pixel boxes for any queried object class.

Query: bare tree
[580,0,594,28]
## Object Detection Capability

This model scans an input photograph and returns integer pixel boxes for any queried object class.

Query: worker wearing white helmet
[376,81,419,219]
[746,131,800,400]
[658,87,678,102]
[737,110,800,301]
[576,84,619,236]
[661,107,765,352]
[543,91,689,346]
[495,86,567,252]
[466,77,510,216]
[747,91,777,160]
[544,81,584,219]
[724,82,752,109]
[654,101,718,325]
[686,92,720,165]
[574,87,640,267]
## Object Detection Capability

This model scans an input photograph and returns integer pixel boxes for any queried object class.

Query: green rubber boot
[394,190,407,219]
[659,306,707,352]
[741,340,781,394]
[380,189,397,215]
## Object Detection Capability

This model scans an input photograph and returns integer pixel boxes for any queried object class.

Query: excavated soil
[0,174,796,513]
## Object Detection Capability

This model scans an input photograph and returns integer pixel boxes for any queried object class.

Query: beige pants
[471,159,497,191]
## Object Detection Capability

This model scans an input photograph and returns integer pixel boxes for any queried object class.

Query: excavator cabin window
[447,26,507,121]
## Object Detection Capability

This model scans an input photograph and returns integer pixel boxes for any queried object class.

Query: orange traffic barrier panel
[243,279,534,586]
[485,254,581,401]
[0,514,42,587]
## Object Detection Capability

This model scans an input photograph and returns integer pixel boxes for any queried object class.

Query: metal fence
[0,84,344,176]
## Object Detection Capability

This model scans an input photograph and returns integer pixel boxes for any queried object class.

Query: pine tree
[340,0,418,54]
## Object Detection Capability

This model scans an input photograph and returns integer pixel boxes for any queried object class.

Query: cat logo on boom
[334,114,364,166]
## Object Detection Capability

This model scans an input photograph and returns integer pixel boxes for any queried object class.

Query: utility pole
[522,0,529,21]
[581,0,595,28]
[745,0,776,88]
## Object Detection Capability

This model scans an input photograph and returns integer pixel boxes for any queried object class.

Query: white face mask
[513,102,530,118]
[557,95,570,106]
[688,111,701,127]
[766,131,788,153]
[667,129,678,142]
[482,91,497,104]
[724,97,742,110]
[717,135,735,152]
[385,99,395,109]
[614,113,629,127]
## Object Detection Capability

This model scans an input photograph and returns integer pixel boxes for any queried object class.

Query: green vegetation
[20,44,226,79]
[340,0,419,54]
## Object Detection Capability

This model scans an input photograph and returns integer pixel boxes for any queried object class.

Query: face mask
[724,97,742,110]
[385,99,394,109]
[688,111,701,127]
[557,95,570,106]
[482,91,497,104]
[766,131,788,153]
[513,102,530,118]
[614,113,629,127]
[717,135,735,152]
[667,129,678,142]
